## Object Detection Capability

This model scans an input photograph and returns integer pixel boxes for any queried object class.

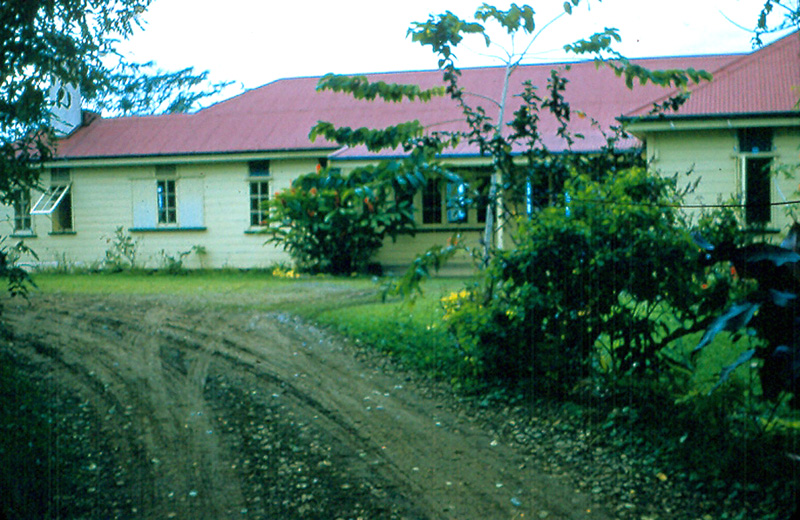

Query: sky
[115,0,796,101]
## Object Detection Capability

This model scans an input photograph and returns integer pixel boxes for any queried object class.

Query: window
[157,179,177,224]
[422,178,442,224]
[743,157,772,226]
[476,177,490,224]
[31,168,73,232]
[738,128,774,226]
[739,128,773,154]
[249,161,270,226]
[13,191,32,233]
[132,167,204,230]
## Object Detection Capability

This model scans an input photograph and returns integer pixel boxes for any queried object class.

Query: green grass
[308,277,473,384]
[28,270,382,312]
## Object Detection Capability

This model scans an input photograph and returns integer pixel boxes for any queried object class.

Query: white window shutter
[178,177,204,228]
[132,179,156,228]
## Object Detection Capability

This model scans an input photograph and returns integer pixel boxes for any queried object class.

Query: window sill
[417,225,484,233]
[244,227,267,235]
[10,232,36,238]
[49,231,76,236]
[130,227,207,233]
[743,226,780,235]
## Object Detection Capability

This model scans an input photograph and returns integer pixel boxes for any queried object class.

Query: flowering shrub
[443,168,721,394]
[263,167,417,275]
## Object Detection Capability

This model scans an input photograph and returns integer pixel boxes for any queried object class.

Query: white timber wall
[0,157,321,270]
[646,126,800,233]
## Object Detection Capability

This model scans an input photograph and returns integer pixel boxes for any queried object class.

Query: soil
[1,291,612,520]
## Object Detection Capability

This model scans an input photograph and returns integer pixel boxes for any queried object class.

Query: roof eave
[620,111,800,133]
[47,147,342,168]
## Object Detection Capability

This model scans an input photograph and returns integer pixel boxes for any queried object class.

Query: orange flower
[309,187,318,196]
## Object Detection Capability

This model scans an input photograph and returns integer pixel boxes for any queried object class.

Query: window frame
[156,178,177,225]
[737,128,775,227]
[422,178,443,225]
[30,184,70,215]
[739,154,773,226]
[13,190,32,233]
[248,160,271,228]
[31,168,74,233]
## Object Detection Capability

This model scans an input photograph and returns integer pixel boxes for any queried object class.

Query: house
[1,34,795,271]
[623,31,800,233]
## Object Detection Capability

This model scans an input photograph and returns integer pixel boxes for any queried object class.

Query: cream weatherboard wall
[1,156,324,269]
[642,122,800,233]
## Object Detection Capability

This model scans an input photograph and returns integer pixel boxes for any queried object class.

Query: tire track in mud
[7,299,246,518]
[4,293,611,519]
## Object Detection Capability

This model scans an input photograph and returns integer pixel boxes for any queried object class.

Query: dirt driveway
[2,291,610,519]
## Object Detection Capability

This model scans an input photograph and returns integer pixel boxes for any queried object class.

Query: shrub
[264,167,417,275]
[102,226,139,272]
[158,245,206,274]
[444,167,716,395]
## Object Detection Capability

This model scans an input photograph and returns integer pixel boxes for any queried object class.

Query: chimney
[49,81,82,136]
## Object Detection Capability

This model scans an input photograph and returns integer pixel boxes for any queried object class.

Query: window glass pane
[50,168,71,183]
[156,165,177,177]
[739,128,773,154]
[249,160,270,177]
[31,184,70,214]
[745,157,771,225]
[53,191,73,232]
[476,178,489,223]
[250,181,269,226]
[13,191,31,231]
[422,178,442,224]
[157,180,177,224]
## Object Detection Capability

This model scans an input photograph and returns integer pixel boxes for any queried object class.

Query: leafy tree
[753,0,800,46]
[1,0,231,202]
[0,0,224,313]
[301,2,721,395]
[92,60,233,117]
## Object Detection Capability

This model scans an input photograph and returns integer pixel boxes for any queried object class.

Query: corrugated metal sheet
[54,52,745,160]
[628,31,799,118]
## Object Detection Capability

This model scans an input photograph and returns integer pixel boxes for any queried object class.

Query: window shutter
[178,177,204,228]
[132,179,156,228]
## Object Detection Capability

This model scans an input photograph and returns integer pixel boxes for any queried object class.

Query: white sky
[116,0,795,99]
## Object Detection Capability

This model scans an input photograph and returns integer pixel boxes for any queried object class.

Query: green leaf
[317,74,445,102]
[309,120,425,151]
[710,349,756,393]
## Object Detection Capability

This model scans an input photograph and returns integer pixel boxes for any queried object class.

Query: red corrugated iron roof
[626,31,799,119]
[53,53,744,161]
